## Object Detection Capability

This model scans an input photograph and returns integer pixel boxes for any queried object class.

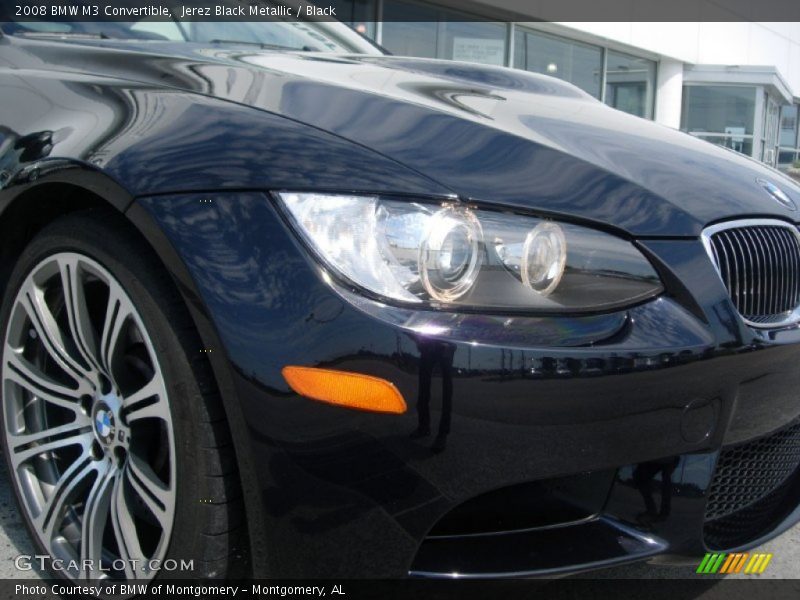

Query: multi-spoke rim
[2,252,175,580]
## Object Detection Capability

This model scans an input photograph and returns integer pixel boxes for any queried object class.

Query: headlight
[419,207,483,302]
[277,193,663,312]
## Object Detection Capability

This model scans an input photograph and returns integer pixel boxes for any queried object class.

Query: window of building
[604,50,656,119]
[513,27,602,98]
[681,85,757,157]
[381,1,506,66]
[329,0,378,38]
[778,104,800,168]
[333,2,661,121]
[761,92,782,166]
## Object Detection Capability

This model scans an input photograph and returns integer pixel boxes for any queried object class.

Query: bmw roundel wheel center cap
[94,404,114,443]
[90,391,129,452]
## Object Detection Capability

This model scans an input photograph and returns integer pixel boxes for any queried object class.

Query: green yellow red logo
[696,552,773,574]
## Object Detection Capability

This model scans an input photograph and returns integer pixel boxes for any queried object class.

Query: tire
[0,208,246,581]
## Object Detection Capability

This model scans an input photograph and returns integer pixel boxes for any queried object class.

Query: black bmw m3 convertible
[2,9,800,582]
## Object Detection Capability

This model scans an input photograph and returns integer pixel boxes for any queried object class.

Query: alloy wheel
[2,252,176,580]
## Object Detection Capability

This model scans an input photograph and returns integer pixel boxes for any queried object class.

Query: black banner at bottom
[4,579,800,600]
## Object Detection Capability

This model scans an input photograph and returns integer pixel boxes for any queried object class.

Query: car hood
[18,40,800,236]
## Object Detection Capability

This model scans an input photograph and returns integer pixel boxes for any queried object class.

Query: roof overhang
[683,65,794,104]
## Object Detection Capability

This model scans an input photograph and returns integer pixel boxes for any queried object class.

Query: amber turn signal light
[282,366,407,415]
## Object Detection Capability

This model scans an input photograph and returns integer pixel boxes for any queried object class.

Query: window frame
[513,24,605,99]
[603,47,657,120]
[778,102,800,168]
[680,83,760,158]
[336,0,662,119]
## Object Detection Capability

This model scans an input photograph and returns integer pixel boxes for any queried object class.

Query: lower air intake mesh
[704,419,800,549]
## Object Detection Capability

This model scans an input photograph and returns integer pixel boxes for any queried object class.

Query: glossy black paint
[2,32,800,578]
[133,192,800,577]
[3,35,800,235]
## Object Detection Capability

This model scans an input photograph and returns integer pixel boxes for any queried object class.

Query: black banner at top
[2,0,800,23]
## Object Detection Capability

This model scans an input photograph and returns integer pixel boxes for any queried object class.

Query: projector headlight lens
[277,192,663,312]
[419,208,482,301]
[521,222,567,296]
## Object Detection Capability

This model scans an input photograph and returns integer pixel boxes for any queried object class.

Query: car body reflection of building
[333,0,800,170]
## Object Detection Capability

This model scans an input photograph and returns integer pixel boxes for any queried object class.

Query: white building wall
[655,58,683,129]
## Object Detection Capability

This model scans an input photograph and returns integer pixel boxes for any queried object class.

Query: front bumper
[135,192,800,578]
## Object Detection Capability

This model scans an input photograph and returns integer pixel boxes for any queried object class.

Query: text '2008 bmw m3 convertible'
[1,8,800,581]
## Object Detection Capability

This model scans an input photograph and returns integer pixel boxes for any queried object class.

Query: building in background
[330,0,800,170]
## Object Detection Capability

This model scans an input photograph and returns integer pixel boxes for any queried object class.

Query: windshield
[1,1,379,54]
